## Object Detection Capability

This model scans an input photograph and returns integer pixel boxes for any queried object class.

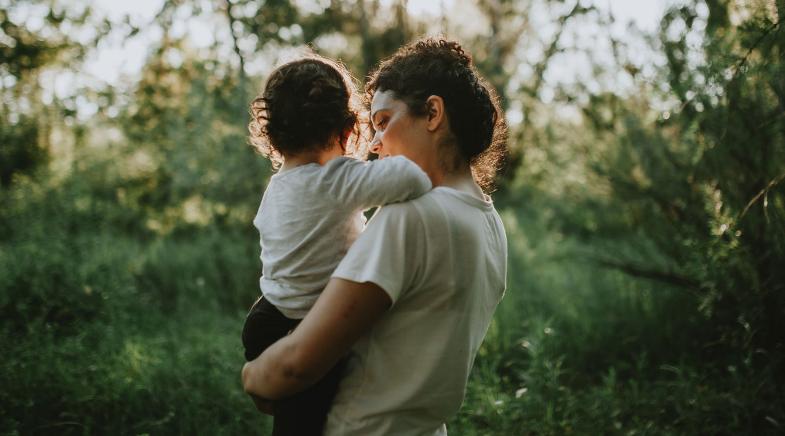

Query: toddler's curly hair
[249,55,366,166]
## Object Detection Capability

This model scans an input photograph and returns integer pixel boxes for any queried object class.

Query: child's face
[369,90,429,164]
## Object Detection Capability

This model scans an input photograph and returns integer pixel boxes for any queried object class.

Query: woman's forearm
[241,278,392,400]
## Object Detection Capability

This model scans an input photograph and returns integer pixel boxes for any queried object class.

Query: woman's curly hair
[366,37,508,191]
[249,55,367,167]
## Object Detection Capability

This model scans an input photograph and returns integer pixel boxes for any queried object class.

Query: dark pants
[242,296,345,436]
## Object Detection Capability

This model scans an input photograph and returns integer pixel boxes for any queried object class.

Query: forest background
[1,0,784,434]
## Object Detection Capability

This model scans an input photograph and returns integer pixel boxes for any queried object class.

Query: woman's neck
[430,164,485,198]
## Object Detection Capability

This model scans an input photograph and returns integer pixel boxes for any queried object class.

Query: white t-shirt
[327,186,508,436]
[253,156,432,319]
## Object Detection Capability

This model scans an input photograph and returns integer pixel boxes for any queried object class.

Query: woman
[242,37,508,435]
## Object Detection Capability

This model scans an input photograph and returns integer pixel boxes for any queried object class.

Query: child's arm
[325,156,432,209]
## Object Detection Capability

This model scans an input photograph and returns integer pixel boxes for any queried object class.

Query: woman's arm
[241,278,391,400]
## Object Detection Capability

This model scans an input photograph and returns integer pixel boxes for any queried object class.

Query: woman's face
[369,90,429,162]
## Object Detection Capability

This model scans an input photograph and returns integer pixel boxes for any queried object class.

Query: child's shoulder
[321,156,366,176]
[324,156,358,168]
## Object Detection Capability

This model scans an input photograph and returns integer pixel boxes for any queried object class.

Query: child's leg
[271,357,347,436]
[241,296,346,436]
[241,296,298,362]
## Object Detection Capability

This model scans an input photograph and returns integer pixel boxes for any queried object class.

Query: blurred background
[1,0,784,434]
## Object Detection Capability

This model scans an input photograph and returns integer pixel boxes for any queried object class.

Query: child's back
[255,155,430,319]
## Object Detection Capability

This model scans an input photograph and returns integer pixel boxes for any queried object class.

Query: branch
[592,257,700,291]
[731,18,783,81]
[738,171,785,220]
[358,0,372,75]
[720,19,783,145]
[525,1,594,98]
[223,0,246,85]
[153,0,176,26]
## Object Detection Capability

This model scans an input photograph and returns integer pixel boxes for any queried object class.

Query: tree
[539,0,785,373]
[0,4,91,186]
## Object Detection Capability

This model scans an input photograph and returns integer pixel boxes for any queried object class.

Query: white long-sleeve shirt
[253,156,432,318]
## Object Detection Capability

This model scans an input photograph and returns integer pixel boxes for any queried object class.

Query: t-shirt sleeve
[331,202,424,304]
[325,156,432,210]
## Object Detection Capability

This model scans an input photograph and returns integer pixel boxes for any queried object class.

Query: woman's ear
[425,95,445,132]
[338,122,353,152]
[341,126,352,145]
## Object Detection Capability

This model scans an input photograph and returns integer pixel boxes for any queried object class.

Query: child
[241,55,431,435]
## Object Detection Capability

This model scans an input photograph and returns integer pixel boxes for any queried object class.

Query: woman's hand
[242,362,274,415]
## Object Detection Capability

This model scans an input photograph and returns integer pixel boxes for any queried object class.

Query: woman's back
[327,187,508,436]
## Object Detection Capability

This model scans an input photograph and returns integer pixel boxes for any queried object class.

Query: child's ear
[425,95,445,132]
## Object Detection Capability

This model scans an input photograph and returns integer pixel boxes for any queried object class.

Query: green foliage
[545,1,785,367]
[0,2,98,186]
[1,11,270,430]
[0,154,268,434]
[481,2,785,433]
[0,114,45,186]
[447,199,784,434]
[0,306,267,434]
[0,6,84,79]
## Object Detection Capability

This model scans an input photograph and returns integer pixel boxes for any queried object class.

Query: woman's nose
[370,133,382,154]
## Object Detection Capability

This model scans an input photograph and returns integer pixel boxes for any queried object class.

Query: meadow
[2,140,779,435]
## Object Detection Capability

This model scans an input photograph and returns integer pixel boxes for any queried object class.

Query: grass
[1,170,783,435]
[0,174,271,435]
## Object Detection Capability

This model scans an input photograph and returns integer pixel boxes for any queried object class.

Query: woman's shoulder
[370,196,427,224]
[385,187,493,215]
[370,188,501,240]
[367,190,451,232]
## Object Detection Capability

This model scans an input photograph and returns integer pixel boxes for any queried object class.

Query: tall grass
[0,169,270,434]
[2,164,783,435]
